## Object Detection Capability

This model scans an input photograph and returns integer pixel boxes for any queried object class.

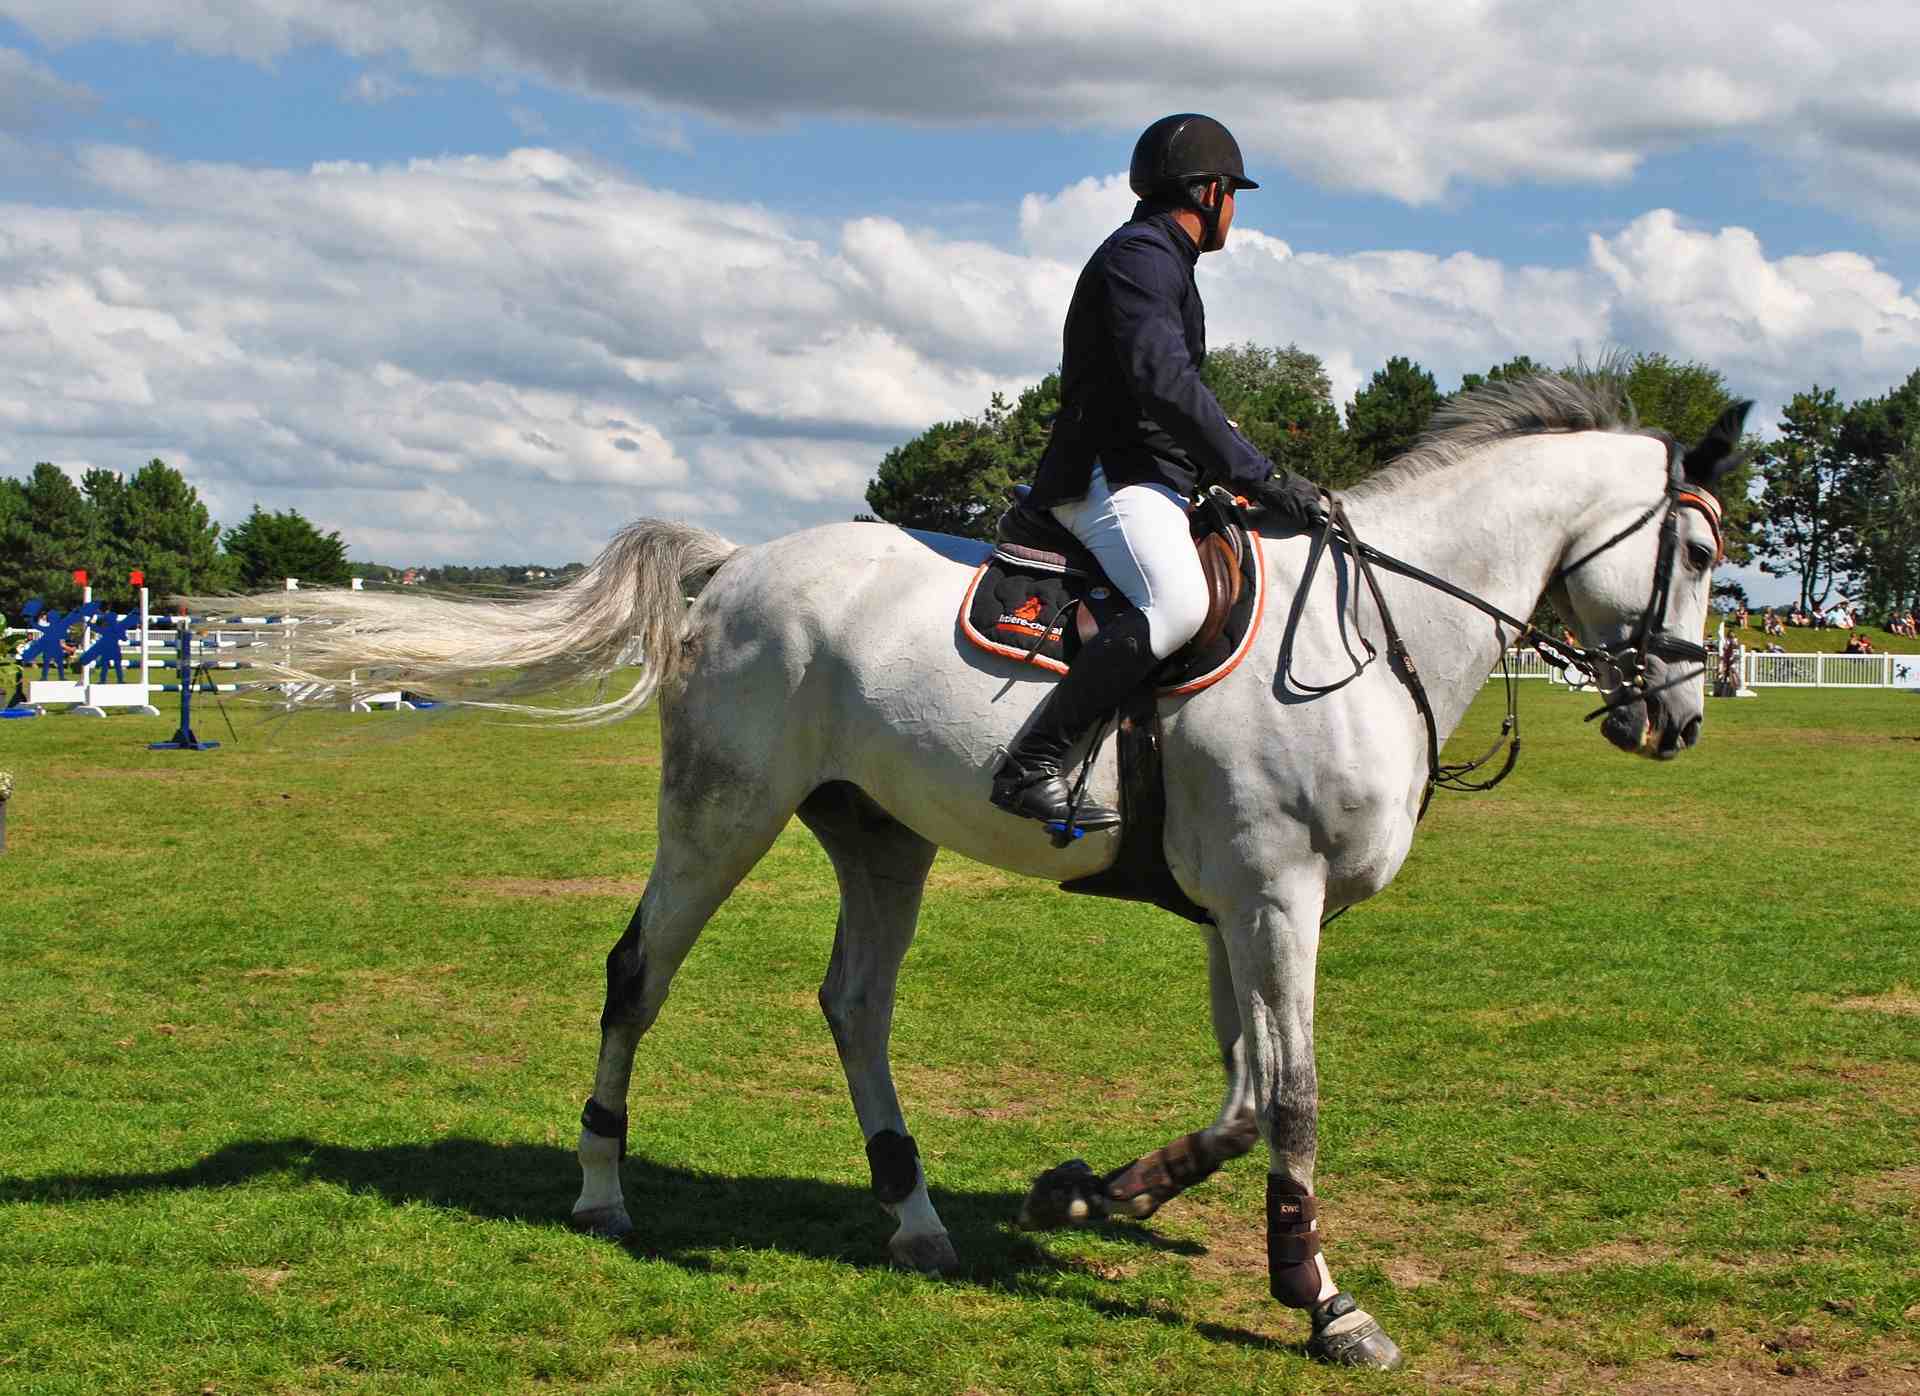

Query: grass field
[1715,618,1919,655]
[2,683,1917,1395]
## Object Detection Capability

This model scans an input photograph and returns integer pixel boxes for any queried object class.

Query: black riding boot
[991,609,1158,830]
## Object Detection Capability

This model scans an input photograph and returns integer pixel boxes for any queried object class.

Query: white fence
[1739,650,1913,689]
[1488,647,1916,690]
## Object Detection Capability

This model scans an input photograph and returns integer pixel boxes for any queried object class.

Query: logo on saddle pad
[996,594,1057,638]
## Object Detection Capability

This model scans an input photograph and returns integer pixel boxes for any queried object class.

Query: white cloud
[343,72,416,105]
[4,144,1920,567]
[0,46,96,132]
[9,2,1920,220]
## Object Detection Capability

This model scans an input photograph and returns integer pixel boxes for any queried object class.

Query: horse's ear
[1683,399,1752,484]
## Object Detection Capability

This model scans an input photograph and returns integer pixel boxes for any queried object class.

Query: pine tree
[1754,388,1850,612]
[222,507,352,589]
[1346,357,1441,472]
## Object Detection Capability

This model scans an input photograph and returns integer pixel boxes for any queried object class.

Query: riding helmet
[1128,114,1260,200]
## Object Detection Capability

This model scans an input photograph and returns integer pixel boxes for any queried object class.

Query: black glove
[1250,472,1327,529]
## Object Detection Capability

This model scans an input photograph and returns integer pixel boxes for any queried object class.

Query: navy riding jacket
[1026,204,1274,509]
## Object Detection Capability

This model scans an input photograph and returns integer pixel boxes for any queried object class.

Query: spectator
[1735,604,1750,630]
[1763,607,1784,636]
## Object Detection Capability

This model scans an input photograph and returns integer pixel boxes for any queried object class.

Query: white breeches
[1050,464,1209,660]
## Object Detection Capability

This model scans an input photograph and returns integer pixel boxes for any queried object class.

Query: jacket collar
[1130,202,1200,265]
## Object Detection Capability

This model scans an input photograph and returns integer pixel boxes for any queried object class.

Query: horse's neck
[1337,437,1635,738]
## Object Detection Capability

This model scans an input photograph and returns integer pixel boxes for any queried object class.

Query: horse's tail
[191,519,739,724]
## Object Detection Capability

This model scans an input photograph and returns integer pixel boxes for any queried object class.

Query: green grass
[1716,616,1920,654]
[2,685,1917,1394]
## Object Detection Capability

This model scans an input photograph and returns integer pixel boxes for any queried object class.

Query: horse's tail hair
[186,519,739,725]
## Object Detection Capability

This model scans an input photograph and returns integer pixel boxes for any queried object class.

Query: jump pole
[149,615,219,752]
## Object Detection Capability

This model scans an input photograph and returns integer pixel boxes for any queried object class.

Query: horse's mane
[1345,360,1654,499]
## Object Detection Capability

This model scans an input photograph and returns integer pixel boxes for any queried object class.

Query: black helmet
[1129,114,1258,200]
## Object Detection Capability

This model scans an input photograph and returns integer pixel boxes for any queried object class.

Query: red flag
[129,569,145,586]
[73,569,88,586]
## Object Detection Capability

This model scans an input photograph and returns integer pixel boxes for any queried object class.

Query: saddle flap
[1192,532,1243,652]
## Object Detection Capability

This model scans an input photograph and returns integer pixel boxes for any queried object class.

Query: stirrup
[990,757,1120,835]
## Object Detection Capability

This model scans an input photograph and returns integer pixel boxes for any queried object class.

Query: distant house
[400,568,424,587]
[525,568,548,580]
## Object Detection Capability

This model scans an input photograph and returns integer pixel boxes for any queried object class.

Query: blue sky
[2,2,1919,602]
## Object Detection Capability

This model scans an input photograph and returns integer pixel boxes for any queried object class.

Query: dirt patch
[924,863,1027,893]
[239,1266,292,1296]
[1850,1164,1920,1209]
[473,877,649,898]
[1837,991,1920,1018]
[1502,1240,1676,1276]
[1383,1255,1443,1288]
[1605,1357,1920,1396]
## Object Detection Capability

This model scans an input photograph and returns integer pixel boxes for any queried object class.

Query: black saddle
[958,486,1259,690]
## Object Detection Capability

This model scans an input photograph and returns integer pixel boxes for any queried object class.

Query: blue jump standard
[148,626,219,751]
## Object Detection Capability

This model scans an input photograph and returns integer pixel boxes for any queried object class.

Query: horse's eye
[1686,542,1714,571]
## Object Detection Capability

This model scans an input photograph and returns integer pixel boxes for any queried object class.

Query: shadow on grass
[1,1136,1294,1354]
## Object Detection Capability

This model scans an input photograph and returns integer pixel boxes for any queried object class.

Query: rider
[990,113,1326,829]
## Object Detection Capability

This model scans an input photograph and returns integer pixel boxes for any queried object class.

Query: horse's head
[1551,401,1750,760]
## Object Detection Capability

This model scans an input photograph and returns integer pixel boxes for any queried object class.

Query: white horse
[257,371,1744,1371]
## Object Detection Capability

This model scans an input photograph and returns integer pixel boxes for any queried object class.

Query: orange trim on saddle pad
[957,564,1072,676]
[1160,532,1265,696]
[954,532,1267,698]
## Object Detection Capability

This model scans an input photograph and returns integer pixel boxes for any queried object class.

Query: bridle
[1547,462,1725,720]
[1272,454,1725,818]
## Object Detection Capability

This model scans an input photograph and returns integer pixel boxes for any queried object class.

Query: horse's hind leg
[797,783,956,1276]
[572,757,799,1239]
[1021,926,1259,1228]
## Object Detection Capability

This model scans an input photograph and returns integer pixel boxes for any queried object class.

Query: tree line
[0,460,594,621]
[0,460,351,619]
[865,347,1920,616]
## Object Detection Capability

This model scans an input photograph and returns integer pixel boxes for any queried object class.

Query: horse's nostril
[1682,715,1702,747]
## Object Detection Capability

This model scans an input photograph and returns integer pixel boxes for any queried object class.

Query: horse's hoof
[1018,1159,1107,1230]
[569,1205,635,1241]
[1307,1293,1404,1371]
[889,1229,960,1277]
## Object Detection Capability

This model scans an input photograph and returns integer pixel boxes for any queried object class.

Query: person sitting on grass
[1763,607,1784,636]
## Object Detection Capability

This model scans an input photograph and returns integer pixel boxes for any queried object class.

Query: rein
[1274,470,1723,818]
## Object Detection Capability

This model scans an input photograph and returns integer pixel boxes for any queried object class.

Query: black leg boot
[991,609,1158,831]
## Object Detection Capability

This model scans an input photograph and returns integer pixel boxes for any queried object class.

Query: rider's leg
[990,466,1208,828]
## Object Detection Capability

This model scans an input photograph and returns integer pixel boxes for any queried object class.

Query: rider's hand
[1250,472,1327,529]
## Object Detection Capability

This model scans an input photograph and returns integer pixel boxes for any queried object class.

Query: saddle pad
[957,529,1266,697]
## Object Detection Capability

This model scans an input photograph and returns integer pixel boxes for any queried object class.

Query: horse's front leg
[1222,889,1404,1371]
[1021,927,1257,1228]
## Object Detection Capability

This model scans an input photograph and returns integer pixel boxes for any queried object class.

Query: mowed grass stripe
[1,685,1916,1394]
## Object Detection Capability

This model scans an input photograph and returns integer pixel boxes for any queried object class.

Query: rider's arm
[1102,232,1273,491]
